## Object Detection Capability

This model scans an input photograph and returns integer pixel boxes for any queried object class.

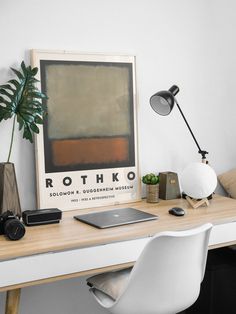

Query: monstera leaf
[0,61,47,161]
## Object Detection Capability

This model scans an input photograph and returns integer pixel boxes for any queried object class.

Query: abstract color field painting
[40,61,135,173]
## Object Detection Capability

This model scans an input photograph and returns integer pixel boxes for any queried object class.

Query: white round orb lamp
[181,162,217,201]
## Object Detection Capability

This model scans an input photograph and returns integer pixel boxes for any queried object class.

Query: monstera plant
[0,61,47,162]
[0,61,47,217]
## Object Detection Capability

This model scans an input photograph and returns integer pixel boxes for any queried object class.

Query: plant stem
[7,115,16,163]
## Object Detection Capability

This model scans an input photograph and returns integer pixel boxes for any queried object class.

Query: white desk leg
[5,289,21,314]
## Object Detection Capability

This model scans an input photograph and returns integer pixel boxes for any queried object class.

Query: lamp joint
[199,150,208,160]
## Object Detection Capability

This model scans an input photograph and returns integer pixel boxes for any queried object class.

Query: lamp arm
[175,98,208,161]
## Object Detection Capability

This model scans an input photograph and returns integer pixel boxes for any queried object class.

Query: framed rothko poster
[31,50,141,211]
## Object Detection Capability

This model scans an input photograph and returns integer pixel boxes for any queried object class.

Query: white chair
[87,223,212,314]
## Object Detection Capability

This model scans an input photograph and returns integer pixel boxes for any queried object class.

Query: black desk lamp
[149,85,208,162]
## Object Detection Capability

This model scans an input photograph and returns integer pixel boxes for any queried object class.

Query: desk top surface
[0,194,236,261]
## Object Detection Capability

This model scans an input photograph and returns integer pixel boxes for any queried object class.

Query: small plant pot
[146,184,159,203]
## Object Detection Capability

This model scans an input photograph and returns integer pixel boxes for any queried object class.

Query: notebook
[73,207,158,229]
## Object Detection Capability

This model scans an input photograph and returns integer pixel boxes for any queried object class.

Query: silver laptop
[74,207,158,229]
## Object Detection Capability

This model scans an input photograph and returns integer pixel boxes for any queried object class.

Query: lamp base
[186,196,209,209]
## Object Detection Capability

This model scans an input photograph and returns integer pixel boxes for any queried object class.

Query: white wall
[0,0,236,313]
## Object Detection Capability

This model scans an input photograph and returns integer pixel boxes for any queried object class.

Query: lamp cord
[174,98,208,161]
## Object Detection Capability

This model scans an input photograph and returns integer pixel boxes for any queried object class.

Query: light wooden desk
[1,194,236,314]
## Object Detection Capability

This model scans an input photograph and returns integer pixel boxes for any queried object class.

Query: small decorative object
[0,61,47,216]
[159,172,181,200]
[180,162,217,209]
[142,173,159,203]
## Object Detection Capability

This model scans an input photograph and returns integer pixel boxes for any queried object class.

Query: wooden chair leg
[5,289,21,314]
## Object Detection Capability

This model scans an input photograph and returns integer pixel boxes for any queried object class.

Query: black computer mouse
[169,207,185,217]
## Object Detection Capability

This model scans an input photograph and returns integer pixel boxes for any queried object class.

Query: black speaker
[22,208,62,226]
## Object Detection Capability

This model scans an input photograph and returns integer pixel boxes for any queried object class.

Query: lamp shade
[180,162,217,199]
[150,85,179,116]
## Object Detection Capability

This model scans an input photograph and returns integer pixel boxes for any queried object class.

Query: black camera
[0,210,25,240]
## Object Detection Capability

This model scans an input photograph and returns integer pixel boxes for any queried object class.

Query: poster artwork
[31,50,141,211]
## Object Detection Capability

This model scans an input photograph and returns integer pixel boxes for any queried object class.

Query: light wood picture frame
[31,50,141,211]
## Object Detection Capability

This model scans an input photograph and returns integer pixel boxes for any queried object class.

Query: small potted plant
[0,61,47,216]
[142,173,160,203]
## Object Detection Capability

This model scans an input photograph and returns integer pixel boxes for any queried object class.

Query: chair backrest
[111,223,212,314]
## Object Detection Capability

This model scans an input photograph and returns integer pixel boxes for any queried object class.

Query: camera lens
[4,219,25,240]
